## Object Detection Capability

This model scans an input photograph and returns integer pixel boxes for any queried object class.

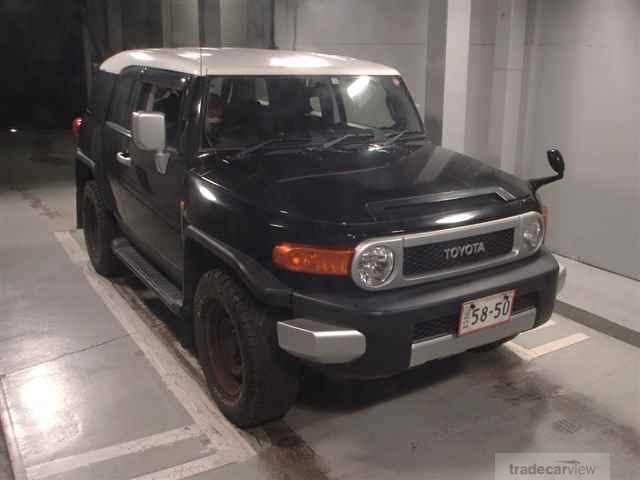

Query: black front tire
[83,181,121,277]
[194,269,300,428]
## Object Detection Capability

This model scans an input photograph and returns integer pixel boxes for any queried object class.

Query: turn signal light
[542,206,549,232]
[273,243,354,276]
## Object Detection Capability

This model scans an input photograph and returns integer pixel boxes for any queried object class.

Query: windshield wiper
[314,132,375,152]
[383,130,426,146]
[231,135,310,160]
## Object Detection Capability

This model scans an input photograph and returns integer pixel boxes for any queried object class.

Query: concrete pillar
[274,0,297,50]
[162,0,172,46]
[162,0,200,47]
[199,0,222,47]
[442,0,472,152]
[488,0,527,173]
[246,0,273,48]
[220,0,248,46]
[105,0,123,54]
[424,0,448,145]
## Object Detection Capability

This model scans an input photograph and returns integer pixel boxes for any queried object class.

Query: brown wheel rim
[205,302,243,401]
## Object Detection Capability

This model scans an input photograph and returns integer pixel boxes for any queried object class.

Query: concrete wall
[220,0,272,47]
[519,0,640,279]
[463,0,497,165]
[162,0,200,47]
[221,0,248,46]
[274,0,430,118]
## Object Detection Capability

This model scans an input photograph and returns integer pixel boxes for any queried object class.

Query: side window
[87,71,115,121]
[135,83,154,111]
[255,78,269,106]
[138,83,184,150]
[107,75,137,128]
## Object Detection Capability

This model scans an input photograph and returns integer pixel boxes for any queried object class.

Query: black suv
[75,48,566,427]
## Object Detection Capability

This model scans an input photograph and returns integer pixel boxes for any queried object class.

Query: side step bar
[112,237,183,315]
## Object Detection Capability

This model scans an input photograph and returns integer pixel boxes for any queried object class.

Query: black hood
[199,142,533,224]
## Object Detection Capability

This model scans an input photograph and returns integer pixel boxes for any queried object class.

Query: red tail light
[71,116,83,140]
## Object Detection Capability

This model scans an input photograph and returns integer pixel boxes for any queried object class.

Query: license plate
[458,290,516,336]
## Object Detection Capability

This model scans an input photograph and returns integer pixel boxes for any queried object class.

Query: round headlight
[355,245,395,288]
[523,217,544,250]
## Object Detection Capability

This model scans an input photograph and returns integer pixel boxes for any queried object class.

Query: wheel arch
[182,226,291,321]
[75,154,95,228]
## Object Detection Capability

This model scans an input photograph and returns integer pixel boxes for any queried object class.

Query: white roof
[99,47,401,77]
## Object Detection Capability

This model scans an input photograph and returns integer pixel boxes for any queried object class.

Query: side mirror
[131,111,170,174]
[547,148,565,175]
[529,147,565,192]
[132,111,166,151]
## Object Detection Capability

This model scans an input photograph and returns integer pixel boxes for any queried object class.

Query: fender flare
[184,225,291,307]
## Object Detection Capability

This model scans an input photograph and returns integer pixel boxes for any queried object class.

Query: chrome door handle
[116,151,132,167]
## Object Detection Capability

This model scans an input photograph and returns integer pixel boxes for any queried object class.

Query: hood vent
[365,187,515,222]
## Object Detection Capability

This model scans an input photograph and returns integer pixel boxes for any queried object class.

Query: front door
[126,69,192,283]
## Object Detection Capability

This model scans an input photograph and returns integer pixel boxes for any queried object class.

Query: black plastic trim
[76,148,95,170]
[184,225,291,307]
[290,249,558,378]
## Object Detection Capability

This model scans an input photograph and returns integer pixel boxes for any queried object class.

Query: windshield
[202,75,423,150]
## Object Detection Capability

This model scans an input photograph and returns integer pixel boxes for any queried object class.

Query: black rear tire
[83,181,121,277]
[194,269,300,427]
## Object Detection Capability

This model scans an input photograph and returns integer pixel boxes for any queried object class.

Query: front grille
[411,290,538,343]
[403,229,514,277]
[412,313,459,342]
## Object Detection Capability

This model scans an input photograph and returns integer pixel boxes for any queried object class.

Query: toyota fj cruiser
[74,48,566,427]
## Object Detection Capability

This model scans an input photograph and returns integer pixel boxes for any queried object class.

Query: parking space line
[526,333,590,359]
[504,341,534,361]
[0,377,27,480]
[54,232,255,471]
[53,231,88,263]
[130,451,239,480]
[26,426,203,480]
[506,332,590,362]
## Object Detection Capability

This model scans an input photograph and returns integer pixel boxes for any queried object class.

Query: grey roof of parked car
[99,47,401,77]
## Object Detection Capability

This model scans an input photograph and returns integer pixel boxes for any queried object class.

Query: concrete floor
[1,132,639,480]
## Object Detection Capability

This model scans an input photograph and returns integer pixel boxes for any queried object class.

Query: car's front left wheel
[194,269,300,427]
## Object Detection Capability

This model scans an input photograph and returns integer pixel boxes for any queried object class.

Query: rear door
[103,66,143,232]
[126,69,192,282]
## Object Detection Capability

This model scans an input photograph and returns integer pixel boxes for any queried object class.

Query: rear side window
[87,71,115,121]
[107,74,137,128]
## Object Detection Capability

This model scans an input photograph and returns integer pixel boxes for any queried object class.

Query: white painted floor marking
[506,332,590,362]
[26,426,203,480]
[526,333,590,359]
[504,341,534,362]
[0,377,28,480]
[54,232,255,474]
[53,231,89,263]
[130,451,239,480]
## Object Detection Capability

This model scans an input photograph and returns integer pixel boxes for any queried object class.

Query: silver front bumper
[557,262,567,293]
[277,308,537,367]
[276,318,366,364]
[409,308,536,368]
